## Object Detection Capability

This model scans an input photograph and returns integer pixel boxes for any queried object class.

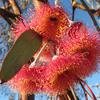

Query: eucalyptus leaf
[0,29,42,82]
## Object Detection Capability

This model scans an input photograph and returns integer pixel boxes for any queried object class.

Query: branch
[67,89,76,100]
[28,95,35,100]
[21,0,29,9]
[80,0,100,31]
[73,2,100,17]
[30,41,48,67]
[37,0,48,3]
[32,0,48,8]
[70,87,77,100]
[21,93,27,100]
[0,15,12,25]
[72,0,77,21]
[55,0,60,6]
[13,0,23,13]
[0,8,18,19]
[8,0,21,14]
[0,8,18,25]
[80,82,93,100]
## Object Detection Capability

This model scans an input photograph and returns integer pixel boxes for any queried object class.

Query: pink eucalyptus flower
[11,4,70,42]
[8,54,83,95]
[58,22,100,78]
[44,52,94,95]
[8,64,47,94]
[28,4,70,42]
[9,5,100,96]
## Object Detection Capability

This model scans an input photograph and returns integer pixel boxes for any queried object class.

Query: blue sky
[0,0,100,100]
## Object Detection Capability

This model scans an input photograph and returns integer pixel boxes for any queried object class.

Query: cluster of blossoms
[8,3,100,96]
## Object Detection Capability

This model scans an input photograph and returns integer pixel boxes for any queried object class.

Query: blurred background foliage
[0,0,100,100]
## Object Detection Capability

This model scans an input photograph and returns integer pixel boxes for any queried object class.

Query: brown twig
[0,8,18,19]
[69,86,77,100]
[80,0,100,31]
[55,0,60,6]
[73,2,100,17]
[80,82,89,100]
[21,94,28,100]
[63,93,71,100]
[72,7,76,21]
[78,78,97,100]
[8,0,21,14]
[30,41,48,67]
[21,0,29,9]
[37,0,48,3]
[71,0,77,21]
[0,8,17,25]
[13,0,23,13]
[67,89,77,100]
[27,95,35,100]
[0,8,18,24]
[32,0,48,8]
[21,94,35,100]
[57,95,64,100]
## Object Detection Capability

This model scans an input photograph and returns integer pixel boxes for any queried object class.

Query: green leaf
[0,29,42,83]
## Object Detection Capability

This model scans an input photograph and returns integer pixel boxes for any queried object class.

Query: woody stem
[30,41,48,67]
[21,93,28,100]
[69,86,77,100]
[55,0,60,6]
[79,78,97,100]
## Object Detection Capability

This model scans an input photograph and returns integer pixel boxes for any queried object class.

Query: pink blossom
[11,4,70,42]
[9,10,100,96]
[29,4,70,42]
[8,64,47,94]
[58,22,100,78]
